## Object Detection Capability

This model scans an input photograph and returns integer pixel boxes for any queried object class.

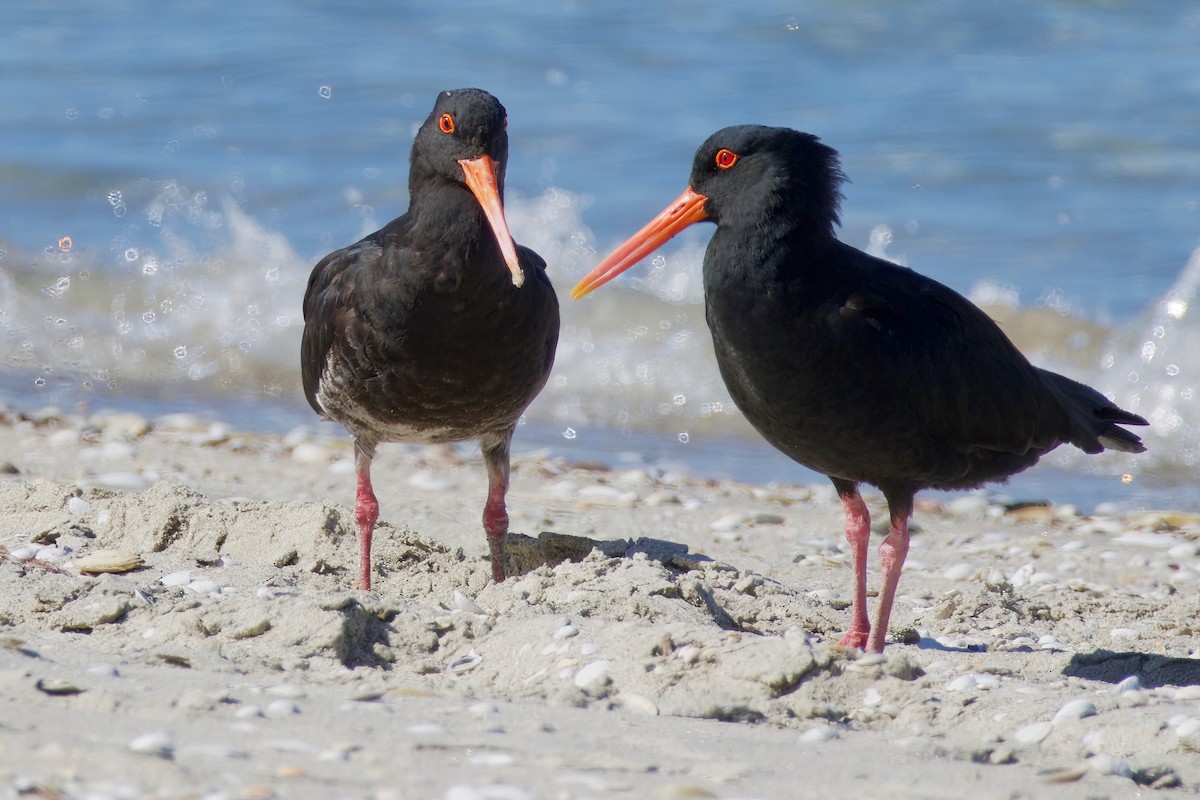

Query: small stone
[710,512,746,531]
[467,701,499,719]
[1115,675,1142,692]
[1052,699,1097,724]
[988,747,1016,765]
[266,699,300,717]
[1012,721,1053,744]
[1087,753,1132,778]
[619,692,659,716]
[129,732,174,759]
[291,443,333,464]
[161,570,192,587]
[644,490,681,506]
[943,563,975,581]
[800,724,838,743]
[573,660,612,692]
[946,495,989,516]
[553,623,579,640]
[1175,718,1200,738]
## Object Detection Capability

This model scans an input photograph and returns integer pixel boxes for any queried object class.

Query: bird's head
[572,125,844,298]
[412,88,523,287]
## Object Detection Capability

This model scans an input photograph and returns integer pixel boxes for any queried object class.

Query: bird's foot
[487,533,507,583]
[837,629,870,650]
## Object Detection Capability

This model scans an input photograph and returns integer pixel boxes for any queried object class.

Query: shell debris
[72,549,144,575]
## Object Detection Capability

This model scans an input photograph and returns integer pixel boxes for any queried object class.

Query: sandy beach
[1,404,1197,799]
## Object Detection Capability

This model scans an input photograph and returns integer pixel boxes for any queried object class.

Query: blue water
[2,1,1199,510]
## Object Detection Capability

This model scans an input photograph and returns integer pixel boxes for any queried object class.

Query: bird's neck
[406,182,490,253]
[705,216,836,290]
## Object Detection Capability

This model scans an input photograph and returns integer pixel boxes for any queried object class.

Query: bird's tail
[1037,369,1148,454]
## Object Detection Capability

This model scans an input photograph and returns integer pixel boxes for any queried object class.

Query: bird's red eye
[715,149,738,169]
[439,113,455,134]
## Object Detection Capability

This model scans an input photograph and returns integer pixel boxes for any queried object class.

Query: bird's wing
[301,238,407,414]
[829,246,1065,458]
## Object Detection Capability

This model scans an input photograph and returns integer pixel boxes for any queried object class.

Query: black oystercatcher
[302,88,559,589]
[572,125,1146,652]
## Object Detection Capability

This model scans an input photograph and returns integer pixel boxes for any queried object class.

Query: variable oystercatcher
[572,125,1146,652]
[302,88,559,590]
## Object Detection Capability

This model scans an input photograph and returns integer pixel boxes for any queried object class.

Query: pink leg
[481,430,513,583]
[866,495,912,653]
[833,479,872,649]
[354,443,379,590]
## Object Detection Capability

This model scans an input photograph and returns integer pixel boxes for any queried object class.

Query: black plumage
[302,88,559,589]
[573,125,1145,651]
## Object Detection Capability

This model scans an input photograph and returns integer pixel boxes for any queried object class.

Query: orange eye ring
[715,149,738,169]
[438,113,455,134]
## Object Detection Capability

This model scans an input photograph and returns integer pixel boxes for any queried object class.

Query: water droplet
[678,432,689,443]
[165,139,179,153]
[221,74,234,86]
[113,205,127,218]
[65,108,79,120]
[1120,473,1133,484]
[57,236,73,252]
[1166,364,1180,377]
[318,85,333,99]
[124,248,139,262]
[55,276,71,293]
[142,262,158,276]
[651,254,666,269]
[142,312,156,323]
[562,427,577,440]
[173,346,187,359]
[107,191,123,207]
[34,377,46,387]
[673,394,686,406]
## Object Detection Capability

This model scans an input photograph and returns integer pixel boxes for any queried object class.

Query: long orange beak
[459,154,525,288]
[571,187,710,299]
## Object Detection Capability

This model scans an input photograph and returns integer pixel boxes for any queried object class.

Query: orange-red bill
[571,187,709,299]
[459,154,525,288]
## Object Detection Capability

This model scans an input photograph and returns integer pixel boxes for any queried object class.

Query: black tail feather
[1037,369,1148,455]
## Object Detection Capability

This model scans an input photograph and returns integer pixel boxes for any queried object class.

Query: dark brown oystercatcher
[572,125,1146,652]
[302,88,559,590]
